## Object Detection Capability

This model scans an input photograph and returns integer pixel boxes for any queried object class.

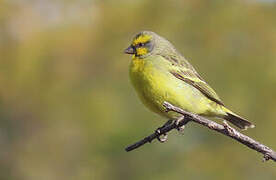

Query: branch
[125,102,276,162]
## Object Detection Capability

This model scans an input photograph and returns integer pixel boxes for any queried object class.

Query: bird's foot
[174,116,184,126]
[155,129,168,143]
[155,120,173,143]
[174,116,186,134]
[177,125,185,135]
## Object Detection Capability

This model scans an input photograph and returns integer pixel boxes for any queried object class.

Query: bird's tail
[224,112,255,130]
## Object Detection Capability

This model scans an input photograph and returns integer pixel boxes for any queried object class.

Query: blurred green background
[1,0,276,179]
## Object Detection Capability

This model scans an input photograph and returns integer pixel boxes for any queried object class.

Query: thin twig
[125,116,189,152]
[125,102,276,162]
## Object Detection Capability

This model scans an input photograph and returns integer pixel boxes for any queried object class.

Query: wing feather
[161,54,224,106]
[170,70,224,106]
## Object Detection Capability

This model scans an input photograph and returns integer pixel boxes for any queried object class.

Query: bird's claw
[174,116,185,134]
[154,120,173,143]
[155,128,168,143]
[177,125,185,135]
[174,116,184,126]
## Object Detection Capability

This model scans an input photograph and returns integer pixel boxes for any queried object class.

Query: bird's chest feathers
[129,57,167,113]
[129,57,154,86]
[129,56,169,89]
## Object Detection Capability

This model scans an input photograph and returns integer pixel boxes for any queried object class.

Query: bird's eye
[138,43,144,47]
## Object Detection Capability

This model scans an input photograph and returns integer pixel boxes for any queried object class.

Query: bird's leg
[155,120,173,143]
[174,116,186,134]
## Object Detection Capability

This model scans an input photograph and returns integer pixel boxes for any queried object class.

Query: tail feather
[224,112,255,130]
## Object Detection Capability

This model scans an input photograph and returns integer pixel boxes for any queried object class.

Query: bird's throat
[131,56,145,73]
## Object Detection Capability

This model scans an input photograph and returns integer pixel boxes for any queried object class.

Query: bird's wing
[164,54,224,106]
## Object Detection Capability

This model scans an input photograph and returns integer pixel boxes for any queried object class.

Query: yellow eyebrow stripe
[133,34,152,45]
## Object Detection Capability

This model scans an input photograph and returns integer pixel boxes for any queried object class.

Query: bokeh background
[1,0,276,179]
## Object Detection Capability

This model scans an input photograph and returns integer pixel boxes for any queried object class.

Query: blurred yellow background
[1,0,276,179]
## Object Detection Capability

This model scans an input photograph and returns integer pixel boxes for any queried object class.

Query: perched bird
[124,31,254,131]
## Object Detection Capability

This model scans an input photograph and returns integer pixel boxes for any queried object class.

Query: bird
[124,31,254,133]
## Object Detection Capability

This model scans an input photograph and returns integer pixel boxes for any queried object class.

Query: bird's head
[124,31,177,58]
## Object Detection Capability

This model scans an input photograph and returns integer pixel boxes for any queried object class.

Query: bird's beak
[124,46,136,54]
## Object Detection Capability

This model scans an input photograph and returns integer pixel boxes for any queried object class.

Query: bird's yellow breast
[129,56,172,117]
